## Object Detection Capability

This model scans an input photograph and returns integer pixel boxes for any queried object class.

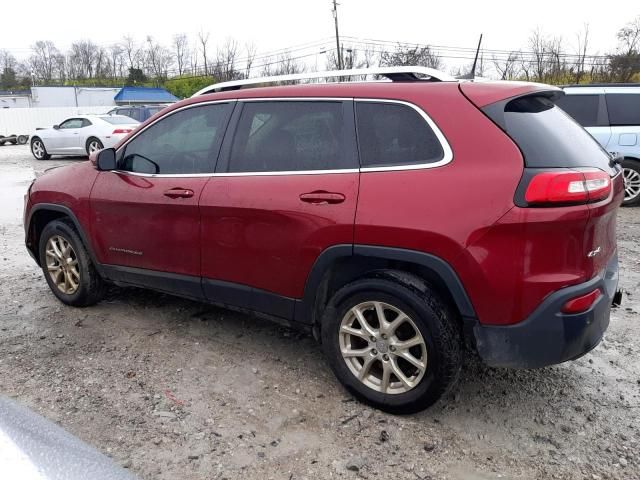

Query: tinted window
[59,118,84,129]
[488,95,613,173]
[555,94,599,127]
[120,103,232,174]
[606,93,640,126]
[81,119,92,127]
[355,102,444,168]
[228,101,351,172]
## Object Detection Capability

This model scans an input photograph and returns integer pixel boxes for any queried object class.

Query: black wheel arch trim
[294,244,477,324]
[25,203,104,275]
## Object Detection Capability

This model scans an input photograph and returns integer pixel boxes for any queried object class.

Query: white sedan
[30,115,139,160]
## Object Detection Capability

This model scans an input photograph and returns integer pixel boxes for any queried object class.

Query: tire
[86,137,104,156]
[17,135,29,145]
[39,219,105,307]
[321,271,462,414]
[621,159,640,207]
[9,135,17,145]
[0,135,5,146]
[31,137,51,160]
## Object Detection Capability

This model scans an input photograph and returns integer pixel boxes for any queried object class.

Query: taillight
[561,288,601,314]
[113,128,132,134]
[524,170,611,206]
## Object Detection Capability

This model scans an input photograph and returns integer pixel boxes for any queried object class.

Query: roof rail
[191,66,456,96]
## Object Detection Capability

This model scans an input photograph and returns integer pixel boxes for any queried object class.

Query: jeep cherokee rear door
[199,99,359,317]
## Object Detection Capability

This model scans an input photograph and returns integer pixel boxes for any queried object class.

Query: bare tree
[214,38,240,81]
[173,34,189,76]
[108,44,124,80]
[529,28,548,82]
[244,42,257,78]
[122,35,141,70]
[574,24,590,83]
[492,51,520,80]
[198,30,210,75]
[380,43,442,70]
[609,16,640,82]
[0,49,17,73]
[29,41,60,83]
[146,36,173,82]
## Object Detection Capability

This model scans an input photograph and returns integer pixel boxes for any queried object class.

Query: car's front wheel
[622,159,640,207]
[86,137,104,156]
[39,220,105,307]
[31,138,50,160]
[321,271,462,414]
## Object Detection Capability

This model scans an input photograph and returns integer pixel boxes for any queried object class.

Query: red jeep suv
[24,68,623,413]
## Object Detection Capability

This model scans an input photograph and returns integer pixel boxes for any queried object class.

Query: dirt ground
[0,144,638,480]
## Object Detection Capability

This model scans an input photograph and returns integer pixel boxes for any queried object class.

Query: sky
[1,0,637,68]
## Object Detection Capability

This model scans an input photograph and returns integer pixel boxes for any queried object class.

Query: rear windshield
[100,115,139,125]
[485,95,613,173]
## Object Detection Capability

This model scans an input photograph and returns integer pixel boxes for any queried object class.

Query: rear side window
[355,102,444,168]
[606,94,640,126]
[120,103,233,174]
[555,94,599,127]
[228,101,354,172]
[485,95,613,173]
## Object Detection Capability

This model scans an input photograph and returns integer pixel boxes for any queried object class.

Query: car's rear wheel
[31,138,50,160]
[39,220,105,307]
[321,271,462,414]
[86,138,103,156]
[622,159,640,206]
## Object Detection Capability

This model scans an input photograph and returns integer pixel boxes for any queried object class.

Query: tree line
[0,16,638,99]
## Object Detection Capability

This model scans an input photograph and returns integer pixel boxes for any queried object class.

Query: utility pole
[332,0,343,70]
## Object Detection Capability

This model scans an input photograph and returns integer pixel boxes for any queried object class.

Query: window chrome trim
[113,97,453,178]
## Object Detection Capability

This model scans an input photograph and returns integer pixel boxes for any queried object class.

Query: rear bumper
[473,253,619,368]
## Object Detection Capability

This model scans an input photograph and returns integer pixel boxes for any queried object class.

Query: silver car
[557,84,640,206]
[30,115,139,161]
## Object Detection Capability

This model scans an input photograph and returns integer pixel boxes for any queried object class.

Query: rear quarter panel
[354,84,525,323]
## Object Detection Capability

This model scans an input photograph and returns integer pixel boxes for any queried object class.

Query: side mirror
[53,125,60,130]
[93,148,117,171]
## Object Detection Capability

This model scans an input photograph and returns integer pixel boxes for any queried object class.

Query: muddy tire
[321,271,462,414]
[39,220,105,307]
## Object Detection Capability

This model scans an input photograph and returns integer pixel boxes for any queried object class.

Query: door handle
[299,191,345,204]
[163,188,194,199]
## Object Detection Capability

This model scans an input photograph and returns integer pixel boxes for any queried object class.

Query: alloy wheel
[32,141,44,159]
[45,235,80,295]
[623,167,640,202]
[88,140,102,154]
[339,301,427,394]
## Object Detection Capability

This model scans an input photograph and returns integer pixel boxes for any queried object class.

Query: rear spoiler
[460,81,563,109]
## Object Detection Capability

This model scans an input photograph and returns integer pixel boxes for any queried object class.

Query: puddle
[0,163,35,225]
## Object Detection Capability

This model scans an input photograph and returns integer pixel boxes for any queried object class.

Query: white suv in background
[557,85,640,206]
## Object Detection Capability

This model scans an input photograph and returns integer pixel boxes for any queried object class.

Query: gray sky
[1,0,637,65]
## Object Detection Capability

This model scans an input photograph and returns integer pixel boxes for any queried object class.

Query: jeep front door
[90,102,234,291]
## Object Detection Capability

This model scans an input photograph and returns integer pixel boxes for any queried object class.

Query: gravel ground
[1,144,639,480]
